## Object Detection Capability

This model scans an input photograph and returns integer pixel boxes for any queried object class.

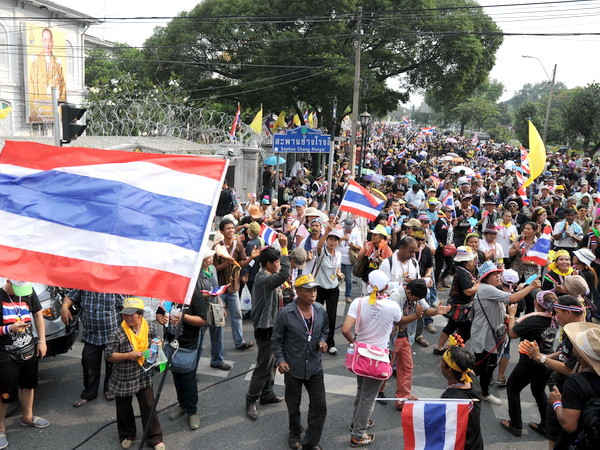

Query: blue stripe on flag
[424,403,447,450]
[0,171,211,251]
[343,190,382,209]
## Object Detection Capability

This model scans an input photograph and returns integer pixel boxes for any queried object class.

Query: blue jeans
[199,325,225,366]
[221,291,246,348]
[341,263,353,298]
[424,284,438,326]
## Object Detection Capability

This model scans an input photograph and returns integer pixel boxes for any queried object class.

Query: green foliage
[559,83,600,154]
[502,80,567,113]
[513,101,543,146]
[142,0,502,131]
[451,96,500,134]
[85,45,149,87]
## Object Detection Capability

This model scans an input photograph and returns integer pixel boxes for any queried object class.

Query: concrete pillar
[240,142,259,200]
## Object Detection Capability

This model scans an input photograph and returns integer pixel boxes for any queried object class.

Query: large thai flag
[402,116,410,126]
[229,103,241,140]
[421,127,436,135]
[522,226,552,266]
[0,141,227,304]
[339,180,384,221]
[402,400,471,450]
[260,223,278,246]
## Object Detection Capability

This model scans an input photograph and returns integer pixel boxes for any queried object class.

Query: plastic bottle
[147,338,159,364]
[346,343,355,356]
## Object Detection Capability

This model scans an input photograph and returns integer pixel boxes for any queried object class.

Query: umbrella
[363,173,386,184]
[451,157,465,163]
[441,155,454,161]
[263,155,286,165]
[361,168,374,175]
[451,166,475,175]
[446,152,460,158]
[446,138,458,144]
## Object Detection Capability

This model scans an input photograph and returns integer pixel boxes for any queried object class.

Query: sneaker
[483,394,502,406]
[0,432,8,450]
[328,347,338,355]
[346,297,353,304]
[425,323,437,334]
[288,433,301,449]
[350,433,375,447]
[188,414,200,430]
[121,439,133,449]
[169,407,186,420]
[210,362,232,371]
[350,419,374,431]
[154,443,165,450]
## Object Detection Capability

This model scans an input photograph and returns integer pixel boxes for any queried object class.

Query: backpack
[573,375,600,449]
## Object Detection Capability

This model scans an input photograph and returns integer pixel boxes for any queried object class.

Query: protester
[105,297,164,450]
[246,234,290,420]
[0,280,49,450]
[272,274,328,450]
[342,270,401,447]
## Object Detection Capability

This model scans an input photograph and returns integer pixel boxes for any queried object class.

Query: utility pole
[543,64,557,144]
[52,87,61,146]
[349,5,362,176]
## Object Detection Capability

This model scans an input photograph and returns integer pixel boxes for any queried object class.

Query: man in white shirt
[338,217,363,303]
[404,184,426,216]
[553,208,583,252]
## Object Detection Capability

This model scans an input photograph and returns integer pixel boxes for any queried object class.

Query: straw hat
[247,204,263,219]
[564,322,600,376]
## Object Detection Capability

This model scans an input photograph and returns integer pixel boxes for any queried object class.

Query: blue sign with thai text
[273,127,331,153]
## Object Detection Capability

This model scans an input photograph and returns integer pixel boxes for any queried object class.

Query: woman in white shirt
[479,223,504,266]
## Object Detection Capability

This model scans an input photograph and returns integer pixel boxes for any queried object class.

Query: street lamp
[358,111,372,179]
[521,55,557,144]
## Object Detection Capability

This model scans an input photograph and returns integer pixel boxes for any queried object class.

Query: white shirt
[380,252,420,283]
[479,239,504,261]
[496,222,518,257]
[338,228,363,265]
[298,237,320,273]
[348,296,402,349]
[405,189,426,208]
[313,248,342,289]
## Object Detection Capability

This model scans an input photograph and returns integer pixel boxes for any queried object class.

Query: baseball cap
[294,198,307,207]
[248,221,261,235]
[294,274,318,289]
[121,297,145,315]
[289,248,307,270]
[10,280,33,297]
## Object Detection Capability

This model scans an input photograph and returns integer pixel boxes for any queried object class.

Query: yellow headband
[443,350,473,383]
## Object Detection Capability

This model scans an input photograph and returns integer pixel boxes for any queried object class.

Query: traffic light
[60,103,86,144]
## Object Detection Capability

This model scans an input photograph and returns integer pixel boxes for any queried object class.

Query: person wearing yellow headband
[440,346,483,449]
[542,250,574,291]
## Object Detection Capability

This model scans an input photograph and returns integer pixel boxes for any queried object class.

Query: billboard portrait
[24,24,67,123]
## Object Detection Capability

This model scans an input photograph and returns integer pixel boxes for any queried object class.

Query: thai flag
[383,155,393,165]
[229,103,241,140]
[388,209,397,227]
[303,110,309,124]
[402,400,471,450]
[515,170,529,205]
[520,147,531,175]
[398,149,407,158]
[522,226,552,266]
[0,141,227,304]
[201,285,228,296]
[472,133,479,145]
[421,127,436,135]
[339,180,385,221]
[402,116,410,126]
[260,223,278,246]
[442,191,455,209]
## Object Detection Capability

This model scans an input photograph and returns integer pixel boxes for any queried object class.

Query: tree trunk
[583,135,590,152]
[460,121,466,135]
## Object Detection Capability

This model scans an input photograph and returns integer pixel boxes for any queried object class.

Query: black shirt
[157,287,207,350]
[0,288,42,353]
[441,376,483,450]
[450,266,476,305]
[512,315,557,363]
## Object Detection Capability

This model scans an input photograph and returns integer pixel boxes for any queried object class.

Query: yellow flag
[250,105,263,135]
[293,114,301,126]
[308,112,314,128]
[274,111,286,130]
[0,106,12,119]
[521,120,546,189]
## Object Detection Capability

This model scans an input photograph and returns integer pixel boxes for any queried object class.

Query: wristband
[37,340,46,343]
[281,248,288,256]
[0,325,10,335]
[552,401,562,410]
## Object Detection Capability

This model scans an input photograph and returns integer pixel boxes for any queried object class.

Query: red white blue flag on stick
[522,226,552,266]
[441,191,455,209]
[402,400,471,450]
[0,141,228,304]
[201,285,229,296]
[388,209,397,227]
[260,223,278,246]
[402,116,410,126]
[421,127,436,135]
[229,103,241,140]
[339,180,385,221]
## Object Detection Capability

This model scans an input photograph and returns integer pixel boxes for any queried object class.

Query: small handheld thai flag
[201,285,228,296]
[522,226,552,266]
[402,116,410,126]
[402,400,471,450]
[398,149,407,158]
[442,191,455,209]
[388,209,397,227]
[229,103,241,140]
[260,224,278,246]
[421,127,436,135]
[339,180,385,222]
[472,133,479,146]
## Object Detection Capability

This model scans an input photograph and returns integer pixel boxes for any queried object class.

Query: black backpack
[573,375,600,449]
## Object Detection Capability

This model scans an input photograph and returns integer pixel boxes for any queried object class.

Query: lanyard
[296,305,314,342]
[7,297,23,320]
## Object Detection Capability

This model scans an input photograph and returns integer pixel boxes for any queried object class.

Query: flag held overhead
[339,180,385,221]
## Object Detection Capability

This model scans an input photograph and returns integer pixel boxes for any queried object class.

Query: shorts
[0,351,39,403]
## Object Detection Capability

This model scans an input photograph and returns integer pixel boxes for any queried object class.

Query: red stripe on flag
[455,403,470,450]
[338,204,378,222]
[522,255,547,266]
[402,403,416,450]
[0,245,190,303]
[348,180,381,208]
[0,141,226,180]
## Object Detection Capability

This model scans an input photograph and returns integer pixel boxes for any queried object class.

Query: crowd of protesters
[2,124,600,450]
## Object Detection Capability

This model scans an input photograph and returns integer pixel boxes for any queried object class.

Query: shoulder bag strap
[476,294,501,345]
[311,247,327,278]
[355,297,362,336]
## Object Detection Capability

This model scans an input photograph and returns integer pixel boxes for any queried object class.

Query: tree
[514,101,543,146]
[560,83,600,154]
[85,45,149,87]
[143,0,502,133]
[502,80,567,113]
[451,97,500,135]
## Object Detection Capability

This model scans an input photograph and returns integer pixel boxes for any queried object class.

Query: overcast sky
[62,0,600,102]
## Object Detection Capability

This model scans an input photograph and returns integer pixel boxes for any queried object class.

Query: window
[0,24,8,72]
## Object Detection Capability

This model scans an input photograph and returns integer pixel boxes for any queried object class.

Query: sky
[60,0,600,102]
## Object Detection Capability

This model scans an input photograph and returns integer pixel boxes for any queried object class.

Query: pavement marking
[196,357,234,377]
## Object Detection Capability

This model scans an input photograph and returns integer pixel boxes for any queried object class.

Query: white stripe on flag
[0,210,197,277]
[0,162,221,204]
[413,402,427,450]
[444,403,458,450]
[340,199,382,218]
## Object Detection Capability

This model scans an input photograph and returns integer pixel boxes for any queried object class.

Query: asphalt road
[3,282,549,450]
